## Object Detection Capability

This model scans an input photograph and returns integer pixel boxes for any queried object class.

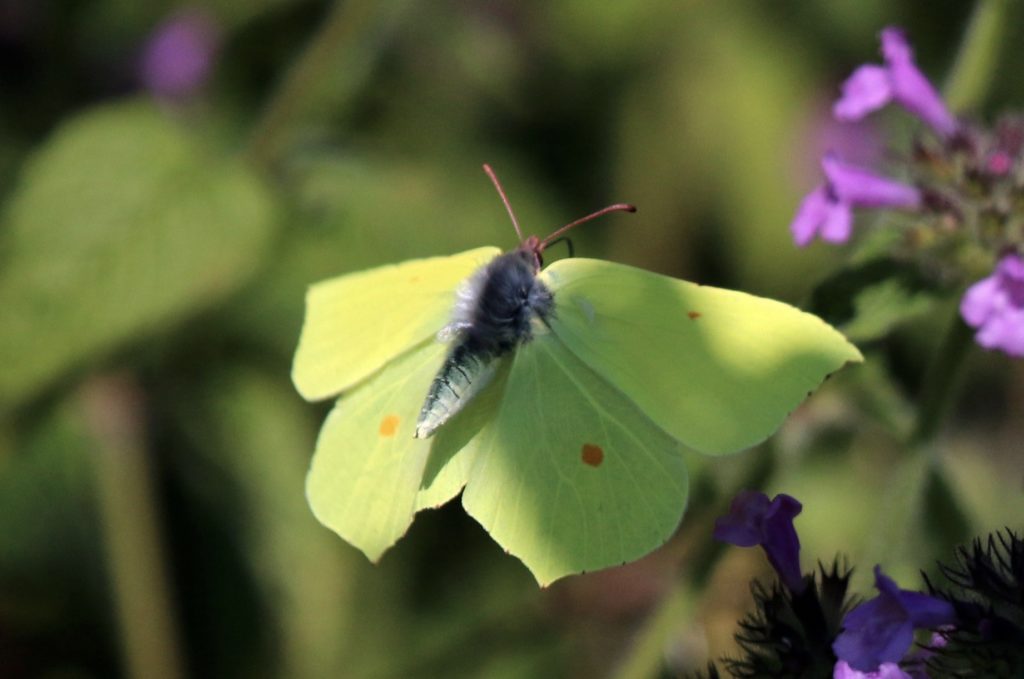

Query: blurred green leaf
[943,444,1024,533]
[541,0,679,68]
[0,100,276,410]
[807,257,949,342]
[611,3,837,296]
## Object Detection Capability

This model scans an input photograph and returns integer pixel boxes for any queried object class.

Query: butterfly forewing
[541,258,863,455]
[292,246,500,401]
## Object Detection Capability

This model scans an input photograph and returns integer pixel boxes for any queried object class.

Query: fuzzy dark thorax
[462,247,553,357]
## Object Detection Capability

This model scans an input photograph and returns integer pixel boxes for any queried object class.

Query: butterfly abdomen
[414,250,553,439]
[414,342,495,438]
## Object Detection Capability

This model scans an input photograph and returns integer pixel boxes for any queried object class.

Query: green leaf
[807,257,949,342]
[0,101,276,409]
[544,258,864,455]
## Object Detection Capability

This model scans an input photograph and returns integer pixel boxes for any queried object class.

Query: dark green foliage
[699,562,854,679]
[807,257,950,342]
[925,529,1024,677]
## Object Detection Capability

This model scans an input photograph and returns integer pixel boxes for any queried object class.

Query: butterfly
[292,165,861,585]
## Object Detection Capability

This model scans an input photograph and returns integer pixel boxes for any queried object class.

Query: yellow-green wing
[541,258,863,455]
[306,339,500,561]
[461,334,689,586]
[292,247,499,401]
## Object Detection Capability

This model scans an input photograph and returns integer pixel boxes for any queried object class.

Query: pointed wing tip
[846,344,866,363]
[289,365,328,403]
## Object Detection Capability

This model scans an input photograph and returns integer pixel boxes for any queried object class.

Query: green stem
[910,309,974,447]
[611,575,704,679]
[943,0,1014,112]
[245,0,383,170]
[81,376,184,679]
[909,0,1014,445]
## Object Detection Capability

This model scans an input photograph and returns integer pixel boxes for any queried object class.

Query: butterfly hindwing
[461,333,688,586]
[541,258,863,455]
[292,247,500,401]
[306,340,507,561]
[305,341,445,560]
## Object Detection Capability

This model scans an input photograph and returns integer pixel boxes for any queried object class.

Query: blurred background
[1,1,1022,677]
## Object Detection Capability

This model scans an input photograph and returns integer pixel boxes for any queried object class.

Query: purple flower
[833,566,957,672]
[834,27,957,138]
[140,10,219,101]
[833,660,912,679]
[960,253,1024,357]
[713,490,804,592]
[791,153,922,247]
[985,150,1013,176]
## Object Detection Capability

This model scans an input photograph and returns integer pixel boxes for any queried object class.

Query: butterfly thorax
[463,247,553,353]
[413,247,554,438]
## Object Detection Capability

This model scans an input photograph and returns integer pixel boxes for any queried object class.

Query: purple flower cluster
[715,491,959,677]
[792,26,1024,359]
[792,153,921,247]
[713,492,1024,676]
[792,27,953,249]
[833,566,956,673]
[833,660,911,679]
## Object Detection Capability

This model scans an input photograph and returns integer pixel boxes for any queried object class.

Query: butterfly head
[518,235,545,272]
[482,163,636,271]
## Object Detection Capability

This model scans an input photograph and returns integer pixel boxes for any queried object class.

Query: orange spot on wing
[581,443,604,467]
[687,311,701,320]
[409,276,420,283]
[379,414,400,437]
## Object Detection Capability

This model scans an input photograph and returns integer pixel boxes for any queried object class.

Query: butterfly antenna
[540,203,636,249]
[483,163,524,242]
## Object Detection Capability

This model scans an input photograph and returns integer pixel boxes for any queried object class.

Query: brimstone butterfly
[292,165,862,585]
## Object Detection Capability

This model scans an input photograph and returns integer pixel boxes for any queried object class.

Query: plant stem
[612,575,705,679]
[81,375,184,679]
[943,0,1014,113]
[245,0,386,170]
[909,0,1015,445]
[910,309,975,447]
